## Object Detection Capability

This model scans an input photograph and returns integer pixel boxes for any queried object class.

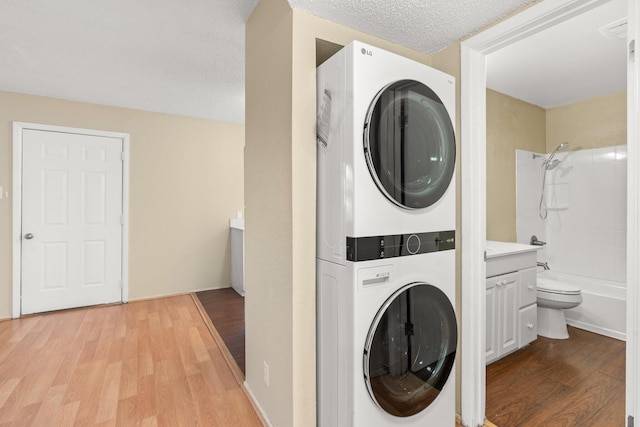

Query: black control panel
[346,230,455,262]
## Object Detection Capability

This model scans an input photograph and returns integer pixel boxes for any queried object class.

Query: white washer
[317,251,456,426]
[316,41,457,426]
[316,40,456,265]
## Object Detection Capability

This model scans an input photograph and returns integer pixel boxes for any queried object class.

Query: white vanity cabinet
[485,272,519,363]
[485,241,540,364]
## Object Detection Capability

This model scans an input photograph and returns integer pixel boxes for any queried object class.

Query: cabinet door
[499,273,519,357]
[485,277,499,364]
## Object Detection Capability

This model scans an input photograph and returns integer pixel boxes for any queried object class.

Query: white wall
[516,146,627,284]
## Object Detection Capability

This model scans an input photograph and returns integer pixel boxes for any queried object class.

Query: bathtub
[537,271,626,341]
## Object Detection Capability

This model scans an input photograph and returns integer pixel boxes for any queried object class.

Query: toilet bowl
[536,277,582,339]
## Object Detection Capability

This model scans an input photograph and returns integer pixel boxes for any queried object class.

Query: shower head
[546,159,562,170]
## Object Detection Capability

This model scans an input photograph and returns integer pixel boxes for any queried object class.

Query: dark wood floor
[195,288,245,375]
[486,326,625,427]
[194,291,625,426]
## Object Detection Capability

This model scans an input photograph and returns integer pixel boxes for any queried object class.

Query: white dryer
[317,250,456,426]
[316,41,456,265]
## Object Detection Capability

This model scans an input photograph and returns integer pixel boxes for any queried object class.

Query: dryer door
[364,80,455,209]
[363,283,457,417]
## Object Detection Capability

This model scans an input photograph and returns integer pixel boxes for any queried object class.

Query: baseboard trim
[243,381,273,427]
[566,319,626,342]
[127,285,231,303]
[190,293,269,426]
[190,293,244,384]
[456,414,498,427]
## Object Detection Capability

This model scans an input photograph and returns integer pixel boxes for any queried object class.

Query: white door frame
[459,0,638,426]
[12,122,130,318]
[626,0,639,423]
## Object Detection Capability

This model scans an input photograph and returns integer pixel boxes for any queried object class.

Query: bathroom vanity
[485,241,540,364]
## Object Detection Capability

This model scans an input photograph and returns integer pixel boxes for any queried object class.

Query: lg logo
[361,48,372,56]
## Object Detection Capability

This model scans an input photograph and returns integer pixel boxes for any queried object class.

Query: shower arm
[532,142,570,166]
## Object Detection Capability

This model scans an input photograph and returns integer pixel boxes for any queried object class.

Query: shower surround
[516,145,627,339]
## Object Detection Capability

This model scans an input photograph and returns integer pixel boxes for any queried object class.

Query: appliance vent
[599,17,627,40]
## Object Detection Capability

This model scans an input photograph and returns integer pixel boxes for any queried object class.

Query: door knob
[24,233,34,240]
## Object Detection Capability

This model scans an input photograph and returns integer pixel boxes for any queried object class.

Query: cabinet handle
[527,322,534,329]
[528,285,534,290]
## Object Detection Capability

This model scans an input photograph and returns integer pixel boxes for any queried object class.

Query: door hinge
[121,152,125,161]
[120,280,123,290]
[630,40,636,63]
[629,415,634,427]
[120,215,124,225]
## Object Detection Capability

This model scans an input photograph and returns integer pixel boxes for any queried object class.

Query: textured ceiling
[4,0,621,125]
[0,0,259,124]
[288,0,534,54]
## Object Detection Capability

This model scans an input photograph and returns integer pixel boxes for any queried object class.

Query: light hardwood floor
[0,295,263,426]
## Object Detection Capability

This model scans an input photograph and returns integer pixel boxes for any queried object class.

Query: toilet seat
[537,278,582,307]
[537,278,581,295]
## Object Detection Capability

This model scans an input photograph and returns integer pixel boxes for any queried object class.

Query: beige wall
[245,2,295,426]
[486,89,547,242]
[429,41,463,412]
[484,90,627,243]
[0,90,244,318]
[546,91,626,151]
[245,0,432,425]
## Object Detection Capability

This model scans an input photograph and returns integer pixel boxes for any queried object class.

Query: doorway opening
[460,0,638,426]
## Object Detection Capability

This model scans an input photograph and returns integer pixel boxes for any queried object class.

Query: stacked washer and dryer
[316,41,458,426]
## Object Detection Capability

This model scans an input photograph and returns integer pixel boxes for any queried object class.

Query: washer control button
[406,234,421,255]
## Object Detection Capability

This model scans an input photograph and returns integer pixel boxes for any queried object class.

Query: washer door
[363,283,457,417]
[364,79,455,209]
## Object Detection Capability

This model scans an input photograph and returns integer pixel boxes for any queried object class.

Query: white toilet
[536,277,582,339]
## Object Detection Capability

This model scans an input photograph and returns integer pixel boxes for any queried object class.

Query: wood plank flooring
[192,287,625,426]
[486,326,625,427]
[195,288,245,375]
[195,288,489,427]
[0,295,262,426]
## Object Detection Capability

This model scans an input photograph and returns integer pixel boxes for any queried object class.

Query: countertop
[230,218,244,230]
[486,240,541,259]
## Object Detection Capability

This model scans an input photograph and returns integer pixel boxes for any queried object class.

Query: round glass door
[364,80,455,209]
[363,283,457,417]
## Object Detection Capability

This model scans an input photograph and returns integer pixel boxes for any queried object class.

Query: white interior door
[20,128,124,315]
